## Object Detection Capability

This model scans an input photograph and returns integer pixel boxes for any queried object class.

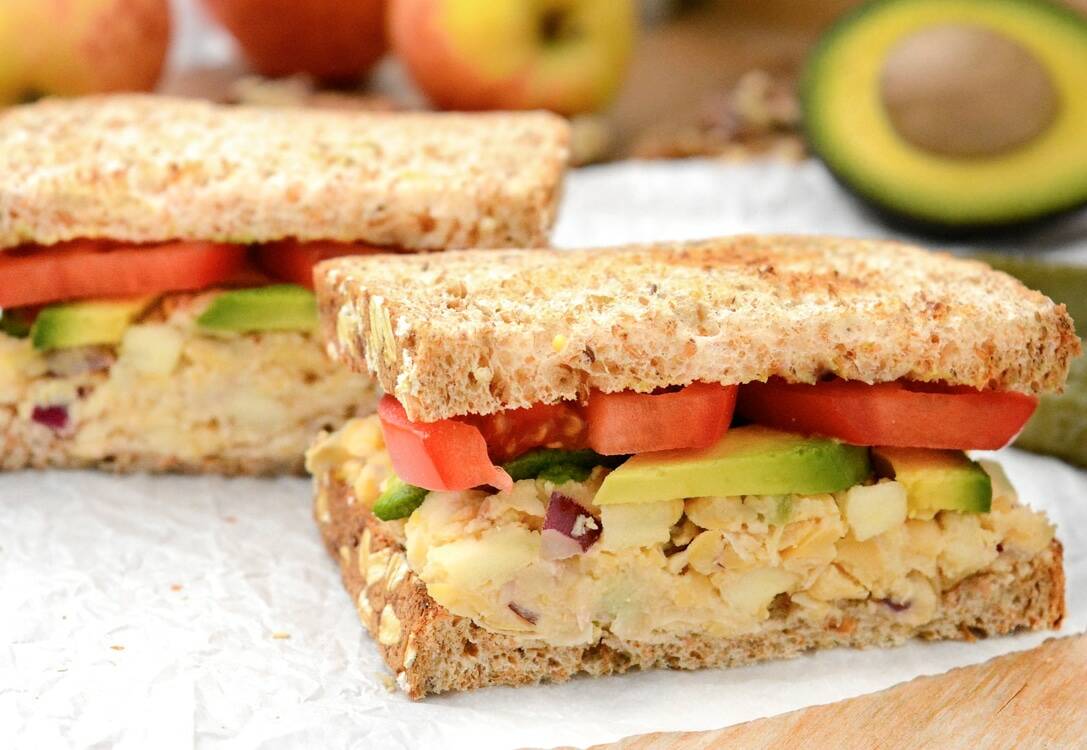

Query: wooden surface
[589,635,1087,750]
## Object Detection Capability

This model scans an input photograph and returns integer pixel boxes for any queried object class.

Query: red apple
[389,0,636,115]
[203,0,387,82]
[0,0,170,105]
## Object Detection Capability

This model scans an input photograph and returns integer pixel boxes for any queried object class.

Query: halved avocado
[802,0,1087,233]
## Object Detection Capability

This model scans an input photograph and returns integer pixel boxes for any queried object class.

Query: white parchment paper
[2,161,1085,750]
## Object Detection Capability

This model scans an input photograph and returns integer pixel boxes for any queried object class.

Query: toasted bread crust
[318,236,1080,421]
[315,475,1065,699]
[0,95,569,250]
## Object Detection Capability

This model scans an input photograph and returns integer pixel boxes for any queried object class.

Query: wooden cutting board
[592,634,1087,749]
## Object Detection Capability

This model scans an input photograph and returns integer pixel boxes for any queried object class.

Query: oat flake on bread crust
[317,235,1080,422]
[0,95,569,250]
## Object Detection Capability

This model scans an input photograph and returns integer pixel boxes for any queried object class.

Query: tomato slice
[463,402,587,463]
[377,396,513,492]
[0,240,246,308]
[585,382,738,455]
[737,379,1038,450]
[256,240,386,288]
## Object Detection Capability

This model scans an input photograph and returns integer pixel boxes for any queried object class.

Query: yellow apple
[203,0,387,82]
[389,0,636,114]
[0,0,170,105]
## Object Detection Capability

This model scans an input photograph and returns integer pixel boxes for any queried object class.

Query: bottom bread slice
[318,481,1065,700]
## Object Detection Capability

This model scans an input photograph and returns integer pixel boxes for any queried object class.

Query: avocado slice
[802,0,1087,233]
[372,478,429,521]
[31,298,151,351]
[196,285,317,333]
[871,447,991,516]
[594,426,871,506]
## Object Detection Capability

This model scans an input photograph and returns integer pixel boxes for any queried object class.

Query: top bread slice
[0,95,569,251]
[317,235,1080,422]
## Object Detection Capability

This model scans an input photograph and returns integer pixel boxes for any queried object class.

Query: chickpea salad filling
[308,411,1055,646]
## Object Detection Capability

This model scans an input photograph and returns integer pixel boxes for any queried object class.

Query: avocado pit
[880,24,1058,158]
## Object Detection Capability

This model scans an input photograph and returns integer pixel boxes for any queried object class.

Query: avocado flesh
[197,285,317,333]
[802,0,1087,231]
[871,447,991,516]
[594,426,871,506]
[30,298,151,351]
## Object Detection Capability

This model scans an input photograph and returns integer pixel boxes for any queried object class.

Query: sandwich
[0,95,569,474]
[306,235,1079,698]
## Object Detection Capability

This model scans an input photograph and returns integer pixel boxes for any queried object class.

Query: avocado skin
[801,0,1087,235]
[972,253,1087,466]
[30,299,148,351]
[595,426,871,506]
[872,447,991,515]
[197,285,317,333]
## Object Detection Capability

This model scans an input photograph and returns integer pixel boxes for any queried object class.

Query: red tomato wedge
[737,379,1037,450]
[585,382,738,455]
[0,240,246,308]
[256,240,386,288]
[463,402,587,463]
[377,396,513,492]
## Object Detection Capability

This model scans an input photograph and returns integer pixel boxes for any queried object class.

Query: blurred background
[2,0,1085,460]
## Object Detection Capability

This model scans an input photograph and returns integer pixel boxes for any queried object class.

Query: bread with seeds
[317,236,1079,423]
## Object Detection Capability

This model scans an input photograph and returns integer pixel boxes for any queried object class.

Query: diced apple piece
[601,499,684,552]
[119,324,183,376]
[838,480,907,541]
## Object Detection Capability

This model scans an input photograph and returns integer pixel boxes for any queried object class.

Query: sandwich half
[307,235,1079,698]
[0,95,569,474]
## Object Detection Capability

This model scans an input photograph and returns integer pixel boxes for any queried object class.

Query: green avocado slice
[197,285,317,333]
[30,298,151,351]
[372,478,429,522]
[594,426,871,506]
[871,447,991,515]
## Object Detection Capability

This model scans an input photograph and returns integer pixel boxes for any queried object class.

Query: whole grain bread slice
[317,236,1080,422]
[0,95,569,250]
[315,474,1065,700]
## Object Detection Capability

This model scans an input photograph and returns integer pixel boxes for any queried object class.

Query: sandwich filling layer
[309,415,1055,646]
[1,290,373,473]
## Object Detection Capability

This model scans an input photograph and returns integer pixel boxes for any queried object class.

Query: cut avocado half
[594,426,871,505]
[197,285,317,333]
[871,446,991,515]
[802,0,1087,233]
[31,298,152,351]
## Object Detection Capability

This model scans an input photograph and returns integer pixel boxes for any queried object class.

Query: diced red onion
[881,598,911,613]
[542,492,601,559]
[508,602,538,625]
[31,405,69,431]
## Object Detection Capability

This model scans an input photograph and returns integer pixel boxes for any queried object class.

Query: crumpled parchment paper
[2,160,1085,750]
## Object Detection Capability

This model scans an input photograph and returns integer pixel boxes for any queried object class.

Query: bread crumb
[169,583,183,592]
[110,645,125,651]
[272,631,291,640]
